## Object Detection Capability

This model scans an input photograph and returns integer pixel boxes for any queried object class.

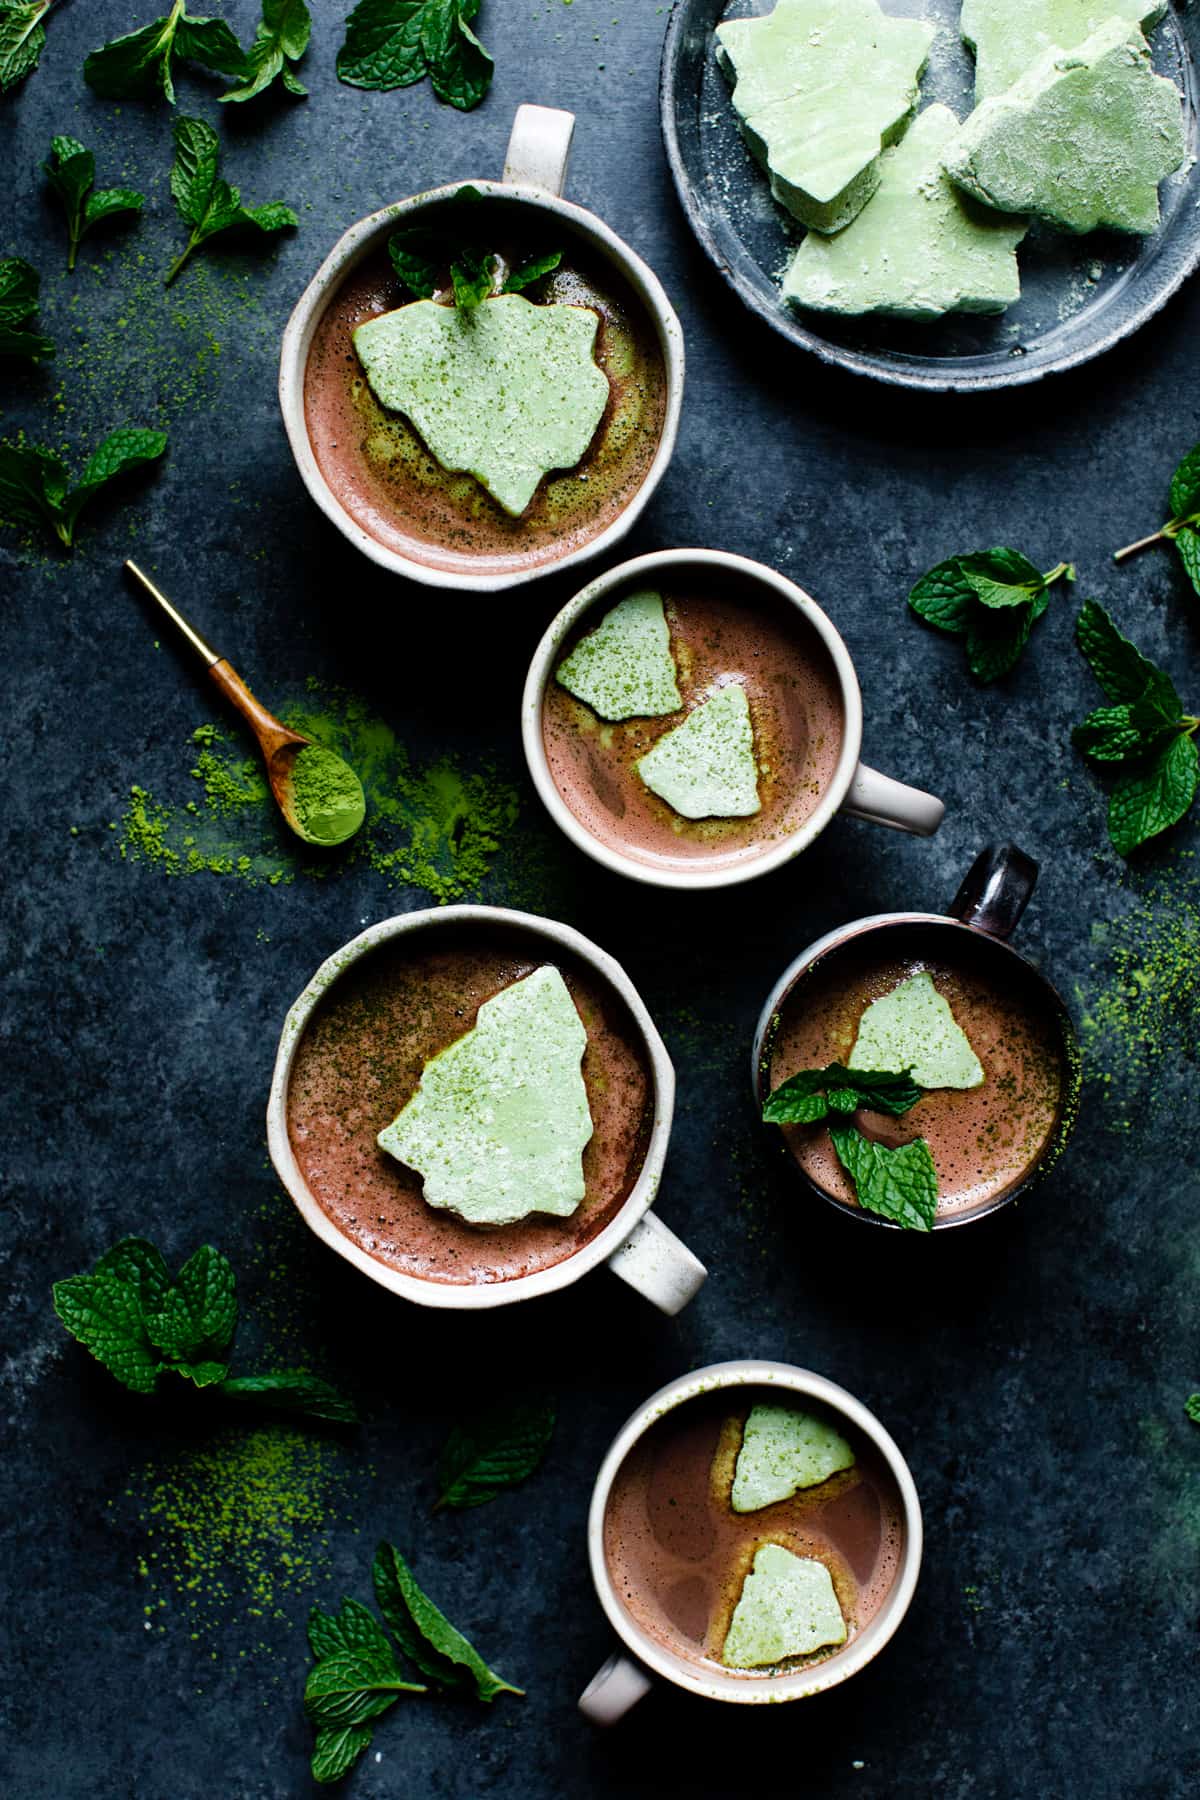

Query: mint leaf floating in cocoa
[44,137,144,272]
[763,1063,923,1125]
[0,0,57,93]
[503,249,563,293]
[0,429,166,549]
[386,215,562,311]
[53,1233,357,1421]
[220,0,310,102]
[1072,600,1200,856]
[909,548,1074,681]
[435,1396,556,1510]
[0,257,55,360]
[337,0,493,112]
[85,2,247,102]
[1113,441,1200,599]
[165,115,297,286]
[828,1124,939,1232]
[372,1543,523,1701]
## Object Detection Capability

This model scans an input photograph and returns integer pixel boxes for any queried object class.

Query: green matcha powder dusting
[287,743,365,847]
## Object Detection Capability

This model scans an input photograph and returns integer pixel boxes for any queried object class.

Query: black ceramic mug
[752,846,1081,1231]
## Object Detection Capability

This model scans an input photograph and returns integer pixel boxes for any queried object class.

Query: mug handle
[579,1651,654,1725]
[842,763,945,836]
[503,104,575,197]
[949,843,1039,940]
[607,1211,707,1315]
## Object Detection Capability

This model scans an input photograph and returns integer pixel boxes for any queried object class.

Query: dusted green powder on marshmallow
[288,743,365,846]
[944,21,1186,236]
[731,1405,857,1513]
[556,590,683,722]
[722,1545,847,1668]
[637,684,760,820]
[353,293,610,516]
[784,104,1027,320]
[715,0,934,234]
[961,0,1166,101]
[850,971,985,1089]
[378,966,594,1226]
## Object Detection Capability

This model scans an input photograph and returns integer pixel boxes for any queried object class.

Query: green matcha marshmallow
[731,1405,857,1513]
[849,971,984,1090]
[353,293,610,517]
[555,590,683,722]
[961,0,1167,102]
[722,1545,848,1668]
[944,21,1186,236]
[377,965,594,1227]
[715,0,935,234]
[783,104,1027,320]
[637,683,760,820]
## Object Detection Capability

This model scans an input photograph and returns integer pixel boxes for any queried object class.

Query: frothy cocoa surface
[542,575,845,873]
[303,206,667,579]
[604,1389,905,1679]
[768,928,1066,1220]
[286,927,655,1284]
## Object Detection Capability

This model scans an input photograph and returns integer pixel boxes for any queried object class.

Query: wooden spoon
[125,560,365,849]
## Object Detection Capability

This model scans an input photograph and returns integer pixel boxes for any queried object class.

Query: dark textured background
[3,4,1198,1796]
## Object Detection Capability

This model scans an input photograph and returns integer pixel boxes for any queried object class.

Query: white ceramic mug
[278,104,684,592]
[521,549,945,890]
[266,905,705,1313]
[580,1360,923,1720]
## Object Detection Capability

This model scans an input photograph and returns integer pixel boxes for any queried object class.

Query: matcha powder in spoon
[287,743,366,847]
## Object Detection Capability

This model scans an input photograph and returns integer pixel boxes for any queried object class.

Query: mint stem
[1114,526,1170,563]
[1042,561,1074,586]
[163,236,196,287]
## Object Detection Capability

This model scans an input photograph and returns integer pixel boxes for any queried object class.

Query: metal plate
[661,0,1200,390]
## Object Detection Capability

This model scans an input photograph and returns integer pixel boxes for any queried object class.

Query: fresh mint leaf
[218,1371,359,1423]
[388,227,442,298]
[305,1649,424,1727]
[175,1358,229,1387]
[503,249,562,293]
[85,3,247,103]
[144,1242,236,1361]
[337,0,493,111]
[763,1063,923,1126]
[435,1397,555,1510]
[220,0,310,102]
[311,1726,374,1785]
[1186,1394,1200,1425]
[94,1237,171,1311]
[829,1124,938,1232]
[1114,443,1200,598]
[0,430,165,548]
[0,0,53,92]
[52,1273,163,1392]
[45,136,145,271]
[0,258,54,360]
[909,549,1071,681]
[1108,732,1200,858]
[450,248,496,310]
[372,1543,522,1700]
[165,115,297,285]
[1075,599,1165,704]
[309,1598,392,1661]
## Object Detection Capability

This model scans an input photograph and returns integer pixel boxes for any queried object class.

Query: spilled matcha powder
[105,685,518,901]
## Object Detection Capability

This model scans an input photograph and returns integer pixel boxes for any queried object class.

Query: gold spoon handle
[125,559,220,667]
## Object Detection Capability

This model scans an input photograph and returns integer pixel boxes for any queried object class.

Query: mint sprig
[44,136,145,272]
[84,2,248,103]
[387,209,558,312]
[53,1234,357,1423]
[0,429,166,549]
[337,0,493,111]
[0,0,56,93]
[0,258,55,360]
[305,1546,521,1783]
[1113,442,1200,598]
[1072,600,1199,856]
[909,548,1075,681]
[219,0,310,103]
[763,1064,937,1231]
[166,114,297,285]
[435,1396,555,1510]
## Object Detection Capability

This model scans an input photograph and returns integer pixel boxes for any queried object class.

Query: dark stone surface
[3,4,1198,1797]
